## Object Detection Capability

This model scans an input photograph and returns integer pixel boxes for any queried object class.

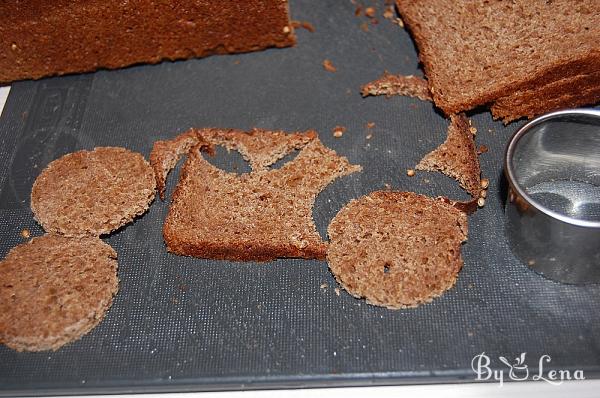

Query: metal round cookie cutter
[504,109,600,284]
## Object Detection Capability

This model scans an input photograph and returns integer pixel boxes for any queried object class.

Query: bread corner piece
[395,0,600,117]
[416,113,481,197]
[0,1,296,83]
[162,128,362,262]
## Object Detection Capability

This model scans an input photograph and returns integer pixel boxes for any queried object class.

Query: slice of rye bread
[361,72,432,101]
[491,71,600,123]
[0,1,295,83]
[416,113,481,197]
[0,234,118,351]
[395,0,600,115]
[31,147,156,237]
[327,191,468,309]
[160,128,362,261]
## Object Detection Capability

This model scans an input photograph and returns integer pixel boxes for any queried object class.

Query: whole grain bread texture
[361,72,432,101]
[416,113,481,197]
[491,71,600,123]
[31,147,156,237]
[395,0,600,116]
[0,0,295,83]
[327,191,468,309]
[0,234,118,352]
[156,128,362,261]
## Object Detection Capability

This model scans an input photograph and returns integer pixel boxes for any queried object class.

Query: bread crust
[327,191,468,309]
[0,235,118,352]
[161,128,361,262]
[0,0,296,83]
[361,72,432,101]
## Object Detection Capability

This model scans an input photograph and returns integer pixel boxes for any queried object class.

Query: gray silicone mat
[1,0,599,395]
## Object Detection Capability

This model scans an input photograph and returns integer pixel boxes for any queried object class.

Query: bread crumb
[366,122,375,129]
[334,287,341,296]
[365,7,376,17]
[320,283,328,289]
[480,189,487,199]
[406,169,415,177]
[282,26,290,33]
[332,126,346,138]
[480,178,489,189]
[384,183,391,190]
[323,59,337,72]
[365,133,373,140]
[383,6,394,20]
[528,259,536,266]
[354,6,362,16]
[478,145,488,154]
[291,20,315,32]
[395,17,404,27]
[20,229,30,239]
[360,22,369,32]
[477,197,485,207]
[469,126,477,135]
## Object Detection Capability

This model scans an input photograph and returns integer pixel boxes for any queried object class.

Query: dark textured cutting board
[1,0,599,395]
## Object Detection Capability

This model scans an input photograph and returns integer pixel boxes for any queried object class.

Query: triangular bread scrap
[153,128,362,261]
[416,113,481,197]
[361,72,432,101]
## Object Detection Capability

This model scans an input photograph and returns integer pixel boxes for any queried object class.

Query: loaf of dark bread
[154,128,362,261]
[0,0,295,83]
[395,0,600,117]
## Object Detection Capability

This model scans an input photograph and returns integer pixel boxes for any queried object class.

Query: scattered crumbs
[360,22,369,32]
[423,178,430,184]
[365,6,376,18]
[406,169,415,177]
[480,178,490,189]
[467,331,474,337]
[383,6,394,20]
[323,59,337,72]
[20,229,30,239]
[477,197,486,208]
[469,126,478,135]
[320,283,328,289]
[334,287,341,296]
[478,144,489,154]
[366,121,375,129]
[366,133,373,140]
[282,26,291,34]
[480,189,487,199]
[332,125,346,138]
[528,259,536,266]
[354,6,362,16]
[291,20,315,32]
[384,183,392,190]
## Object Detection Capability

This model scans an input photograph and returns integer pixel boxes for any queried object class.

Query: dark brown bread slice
[491,72,600,123]
[395,0,600,115]
[0,234,118,352]
[327,191,468,309]
[31,147,156,237]
[0,0,295,83]
[162,128,361,261]
[361,72,432,101]
[416,114,481,197]
[151,130,204,200]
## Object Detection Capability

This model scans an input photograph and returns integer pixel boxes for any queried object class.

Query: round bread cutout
[31,147,156,237]
[0,234,119,352]
[327,191,468,309]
